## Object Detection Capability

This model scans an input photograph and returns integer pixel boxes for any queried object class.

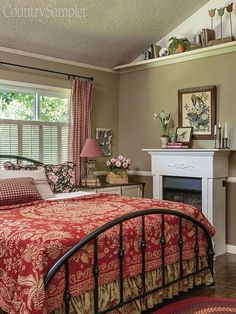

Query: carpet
[152,297,236,313]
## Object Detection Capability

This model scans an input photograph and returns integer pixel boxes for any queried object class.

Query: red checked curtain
[68,79,94,184]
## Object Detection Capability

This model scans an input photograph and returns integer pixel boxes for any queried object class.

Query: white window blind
[0,120,68,164]
[0,123,18,155]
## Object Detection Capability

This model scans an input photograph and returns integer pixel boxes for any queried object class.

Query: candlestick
[218,126,222,149]
[214,134,217,149]
[214,124,217,136]
[222,138,225,149]
[224,122,228,138]
[225,138,229,149]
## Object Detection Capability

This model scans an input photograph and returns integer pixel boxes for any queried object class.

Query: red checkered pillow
[0,177,42,206]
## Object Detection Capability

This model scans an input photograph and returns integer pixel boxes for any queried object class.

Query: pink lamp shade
[80,138,103,158]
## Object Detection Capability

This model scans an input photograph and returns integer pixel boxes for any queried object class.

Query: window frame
[0,80,71,163]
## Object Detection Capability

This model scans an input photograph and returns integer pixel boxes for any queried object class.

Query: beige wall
[119,51,236,244]
[0,52,119,170]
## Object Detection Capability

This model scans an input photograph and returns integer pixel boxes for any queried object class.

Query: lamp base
[81,159,101,186]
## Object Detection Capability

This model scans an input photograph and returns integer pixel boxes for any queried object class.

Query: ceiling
[0,0,209,69]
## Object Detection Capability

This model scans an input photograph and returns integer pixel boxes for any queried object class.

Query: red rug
[152,297,236,313]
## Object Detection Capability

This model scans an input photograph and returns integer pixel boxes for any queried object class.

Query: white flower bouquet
[153,110,172,136]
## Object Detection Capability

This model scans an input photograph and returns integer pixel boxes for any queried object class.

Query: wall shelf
[113,41,236,73]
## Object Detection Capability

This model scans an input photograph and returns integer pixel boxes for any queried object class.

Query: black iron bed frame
[0,155,215,314]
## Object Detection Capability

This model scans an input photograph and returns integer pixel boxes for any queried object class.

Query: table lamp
[80,138,103,186]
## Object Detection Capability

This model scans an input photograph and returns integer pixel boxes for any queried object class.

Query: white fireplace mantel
[142,148,232,256]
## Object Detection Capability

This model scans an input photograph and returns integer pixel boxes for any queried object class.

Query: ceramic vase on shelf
[106,170,128,184]
[160,135,169,149]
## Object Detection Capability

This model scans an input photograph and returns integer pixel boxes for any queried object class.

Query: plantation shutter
[0,123,18,155]
[61,125,68,162]
[42,125,58,164]
[22,124,40,161]
[0,121,68,166]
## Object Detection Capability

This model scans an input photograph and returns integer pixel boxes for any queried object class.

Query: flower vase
[106,170,128,184]
[160,136,169,149]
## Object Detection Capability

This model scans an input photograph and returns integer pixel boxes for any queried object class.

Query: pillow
[44,162,78,193]
[3,161,39,171]
[0,169,54,199]
[0,177,42,206]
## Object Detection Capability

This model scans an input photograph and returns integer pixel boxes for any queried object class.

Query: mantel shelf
[113,41,236,73]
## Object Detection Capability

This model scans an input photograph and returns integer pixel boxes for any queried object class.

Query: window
[0,82,70,164]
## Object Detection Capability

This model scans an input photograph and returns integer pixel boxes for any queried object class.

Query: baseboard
[226,244,236,254]
[94,170,152,177]
[227,177,236,183]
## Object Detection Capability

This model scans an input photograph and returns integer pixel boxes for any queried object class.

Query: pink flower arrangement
[106,155,132,174]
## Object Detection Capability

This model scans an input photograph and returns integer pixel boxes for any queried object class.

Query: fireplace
[163,176,202,210]
[142,148,231,256]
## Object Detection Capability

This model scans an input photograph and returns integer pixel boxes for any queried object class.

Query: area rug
[152,297,236,313]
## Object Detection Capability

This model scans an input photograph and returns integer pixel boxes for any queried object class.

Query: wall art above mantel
[178,85,217,140]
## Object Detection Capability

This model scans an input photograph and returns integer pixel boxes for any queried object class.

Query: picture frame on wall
[178,85,217,139]
[96,128,112,156]
[176,126,193,147]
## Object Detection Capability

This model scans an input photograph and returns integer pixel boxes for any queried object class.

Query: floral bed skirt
[0,256,213,314]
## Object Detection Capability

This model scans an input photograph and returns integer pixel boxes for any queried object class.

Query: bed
[0,155,215,314]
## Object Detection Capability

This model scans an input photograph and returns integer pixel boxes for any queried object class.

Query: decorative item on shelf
[153,110,172,148]
[227,3,234,38]
[191,34,202,50]
[214,122,230,149]
[214,124,217,149]
[218,122,222,149]
[142,50,152,60]
[208,8,216,30]
[80,138,103,187]
[168,37,190,54]
[151,44,161,58]
[207,4,235,47]
[201,28,216,47]
[159,47,169,57]
[218,7,225,39]
[175,127,193,148]
[105,155,132,184]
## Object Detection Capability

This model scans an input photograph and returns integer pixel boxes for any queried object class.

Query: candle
[218,122,221,128]
[224,122,228,138]
[214,124,217,135]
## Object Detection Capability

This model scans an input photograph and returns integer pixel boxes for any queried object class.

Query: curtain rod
[0,61,94,81]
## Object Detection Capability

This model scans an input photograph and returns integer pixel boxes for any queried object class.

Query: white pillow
[0,169,54,199]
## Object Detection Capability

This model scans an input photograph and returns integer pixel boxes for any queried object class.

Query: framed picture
[176,127,193,147]
[95,128,112,156]
[178,85,217,139]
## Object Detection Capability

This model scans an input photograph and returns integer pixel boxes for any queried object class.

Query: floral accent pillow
[3,161,39,171]
[44,162,78,193]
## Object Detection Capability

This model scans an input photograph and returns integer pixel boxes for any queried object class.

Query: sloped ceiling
[0,0,209,68]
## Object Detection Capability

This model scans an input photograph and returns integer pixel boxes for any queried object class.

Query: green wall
[119,51,236,246]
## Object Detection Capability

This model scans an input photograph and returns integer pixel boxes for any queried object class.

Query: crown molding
[114,41,236,74]
[0,46,117,74]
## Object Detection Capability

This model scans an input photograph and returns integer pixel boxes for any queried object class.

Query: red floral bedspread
[0,194,215,314]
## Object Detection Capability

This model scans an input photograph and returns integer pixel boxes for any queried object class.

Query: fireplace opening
[163,176,202,210]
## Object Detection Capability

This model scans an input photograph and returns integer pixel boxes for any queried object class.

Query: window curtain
[68,79,94,184]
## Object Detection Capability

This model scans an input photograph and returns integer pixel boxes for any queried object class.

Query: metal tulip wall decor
[217,7,225,38]
[208,8,216,30]
[226,3,234,38]
[208,3,234,39]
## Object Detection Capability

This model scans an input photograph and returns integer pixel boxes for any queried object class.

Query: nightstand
[79,182,145,198]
